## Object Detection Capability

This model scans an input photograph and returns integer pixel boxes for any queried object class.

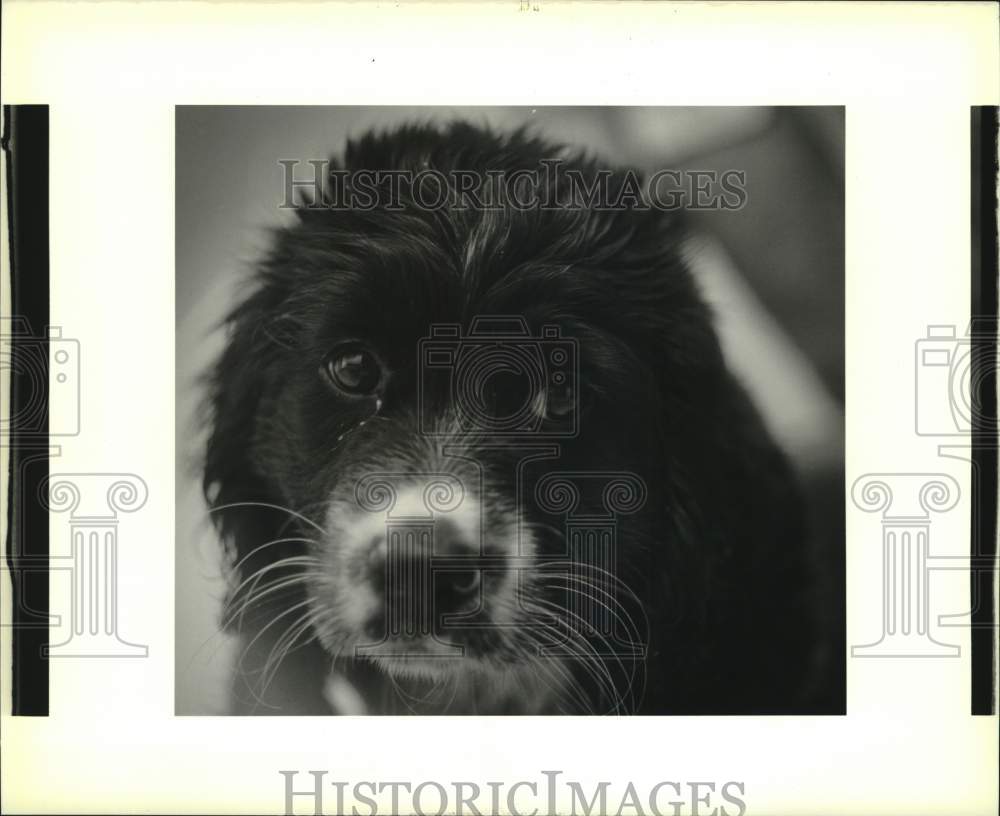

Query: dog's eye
[322,344,383,396]
[544,382,577,419]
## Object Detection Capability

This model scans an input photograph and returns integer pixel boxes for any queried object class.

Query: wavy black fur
[204,122,826,715]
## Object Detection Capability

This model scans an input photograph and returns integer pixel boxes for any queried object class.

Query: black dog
[204,122,822,715]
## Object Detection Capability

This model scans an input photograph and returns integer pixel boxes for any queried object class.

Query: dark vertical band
[970,105,998,716]
[3,105,51,715]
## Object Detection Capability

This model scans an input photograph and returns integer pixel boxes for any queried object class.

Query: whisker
[224,573,315,630]
[230,537,319,572]
[522,593,638,714]
[226,555,321,603]
[236,598,316,710]
[210,501,328,535]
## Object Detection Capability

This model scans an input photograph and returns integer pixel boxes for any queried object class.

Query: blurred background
[176,107,845,713]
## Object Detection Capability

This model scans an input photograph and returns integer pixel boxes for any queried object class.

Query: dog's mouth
[354,637,485,680]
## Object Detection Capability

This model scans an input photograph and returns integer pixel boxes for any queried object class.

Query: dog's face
[206,124,740,712]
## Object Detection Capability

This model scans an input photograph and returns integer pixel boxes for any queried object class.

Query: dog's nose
[433,516,474,555]
[431,517,481,612]
[365,518,481,622]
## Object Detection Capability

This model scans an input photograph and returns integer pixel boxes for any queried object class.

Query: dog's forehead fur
[253,123,717,377]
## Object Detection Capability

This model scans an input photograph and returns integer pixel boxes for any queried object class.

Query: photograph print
[175,106,845,716]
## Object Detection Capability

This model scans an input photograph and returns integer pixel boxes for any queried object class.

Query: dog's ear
[653,325,814,710]
[203,284,299,634]
[609,223,814,709]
